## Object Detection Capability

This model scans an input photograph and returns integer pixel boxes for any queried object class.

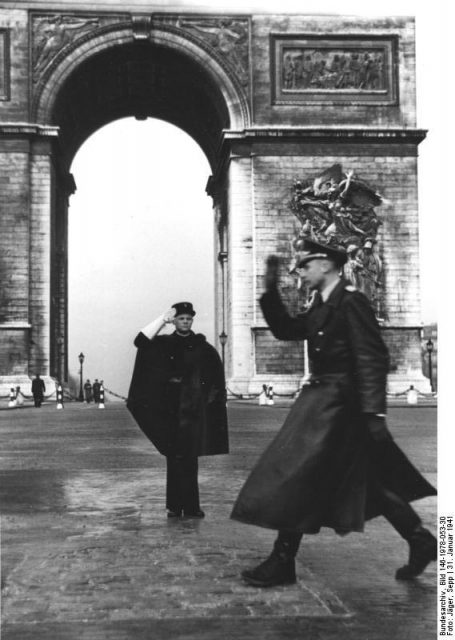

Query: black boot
[183,509,205,518]
[396,526,437,580]
[241,539,297,588]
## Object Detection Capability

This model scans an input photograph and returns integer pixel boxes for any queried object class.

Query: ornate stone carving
[32,15,100,82]
[174,17,250,87]
[282,48,386,92]
[289,164,385,317]
[272,36,397,105]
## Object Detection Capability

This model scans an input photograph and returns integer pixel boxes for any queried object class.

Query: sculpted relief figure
[33,15,99,80]
[282,48,386,92]
[289,164,385,317]
[177,18,249,86]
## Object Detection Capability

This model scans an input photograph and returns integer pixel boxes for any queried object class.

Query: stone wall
[220,137,426,394]
[250,14,415,127]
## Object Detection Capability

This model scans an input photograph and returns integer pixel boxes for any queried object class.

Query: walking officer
[231,239,437,586]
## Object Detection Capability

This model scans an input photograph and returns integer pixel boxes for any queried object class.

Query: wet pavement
[0,401,437,639]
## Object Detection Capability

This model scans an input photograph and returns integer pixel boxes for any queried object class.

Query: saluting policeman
[231,239,436,587]
[128,302,229,519]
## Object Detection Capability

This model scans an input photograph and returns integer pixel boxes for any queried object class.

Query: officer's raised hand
[265,255,280,291]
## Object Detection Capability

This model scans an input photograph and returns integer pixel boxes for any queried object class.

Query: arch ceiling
[51,41,230,170]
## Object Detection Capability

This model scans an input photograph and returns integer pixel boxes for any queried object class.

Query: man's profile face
[173,314,194,334]
[297,259,327,290]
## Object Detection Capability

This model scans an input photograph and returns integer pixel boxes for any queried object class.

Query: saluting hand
[265,255,279,290]
[162,308,176,324]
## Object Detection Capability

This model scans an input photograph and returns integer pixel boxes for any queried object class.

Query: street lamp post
[219,331,228,370]
[426,339,434,392]
[78,352,85,401]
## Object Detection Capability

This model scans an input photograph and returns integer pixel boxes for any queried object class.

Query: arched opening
[43,35,239,386]
[68,117,214,397]
[51,40,230,171]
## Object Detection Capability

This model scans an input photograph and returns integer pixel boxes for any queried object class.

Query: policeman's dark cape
[127,331,228,457]
[231,280,436,534]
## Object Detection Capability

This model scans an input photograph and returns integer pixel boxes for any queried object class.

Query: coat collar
[324,277,351,308]
[170,331,206,343]
[307,278,350,332]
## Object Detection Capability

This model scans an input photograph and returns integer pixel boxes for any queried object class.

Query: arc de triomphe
[0,2,429,395]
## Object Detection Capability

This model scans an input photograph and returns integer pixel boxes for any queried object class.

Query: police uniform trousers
[165,379,200,514]
[165,455,200,514]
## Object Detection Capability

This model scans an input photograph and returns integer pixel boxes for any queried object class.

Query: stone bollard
[8,388,17,408]
[406,385,418,405]
[56,384,64,409]
[98,385,105,409]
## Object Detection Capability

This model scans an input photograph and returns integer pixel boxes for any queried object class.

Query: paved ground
[0,400,437,639]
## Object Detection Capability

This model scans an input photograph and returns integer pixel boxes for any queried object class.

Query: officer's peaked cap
[297,239,347,268]
[172,301,196,317]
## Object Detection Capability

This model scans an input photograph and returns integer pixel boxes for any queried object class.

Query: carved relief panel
[30,13,127,86]
[271,35,398,105]
[30,13,251,101]
[157,15,251,91]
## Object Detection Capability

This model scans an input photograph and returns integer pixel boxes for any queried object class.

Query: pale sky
[68,0,451,401]
[68,119,214,397]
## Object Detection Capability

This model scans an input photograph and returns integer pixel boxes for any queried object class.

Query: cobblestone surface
[0,401,437,639]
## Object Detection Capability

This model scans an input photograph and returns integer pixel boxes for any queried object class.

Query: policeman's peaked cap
[172,301,196,317]
[297,239,347,268]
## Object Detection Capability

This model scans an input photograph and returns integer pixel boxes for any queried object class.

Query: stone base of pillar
[227,370,433,400]
[0,375,57,405]
[227,375,301,398]
[386,370,432,395]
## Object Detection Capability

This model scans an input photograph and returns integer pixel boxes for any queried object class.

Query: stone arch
[32,21,250,166]
[26,19,251,384]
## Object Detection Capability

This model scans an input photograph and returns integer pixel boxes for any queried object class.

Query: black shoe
[183,509,205,518]
[396,527,437,580]
[241,550,296,588]
[167,509,182,518]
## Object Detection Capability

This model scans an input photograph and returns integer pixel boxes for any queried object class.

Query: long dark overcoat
[127,331,228,458]
[31,377,45,399]
[231,279,436,534]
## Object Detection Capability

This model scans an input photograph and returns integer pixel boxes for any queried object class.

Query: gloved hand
[162,307,176,324]
[265,255,280,291]
[141,308,175,339]
[365,414,393,443]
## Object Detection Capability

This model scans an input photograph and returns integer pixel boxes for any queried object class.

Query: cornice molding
[222,127,427,145]
[0,123,59,137]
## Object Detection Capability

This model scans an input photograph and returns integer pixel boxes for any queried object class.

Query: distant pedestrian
[127,301,229,519]
[83,379,93,403]
[92,379,101,403]
[232,242,437,587]
[31,374,45,408]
